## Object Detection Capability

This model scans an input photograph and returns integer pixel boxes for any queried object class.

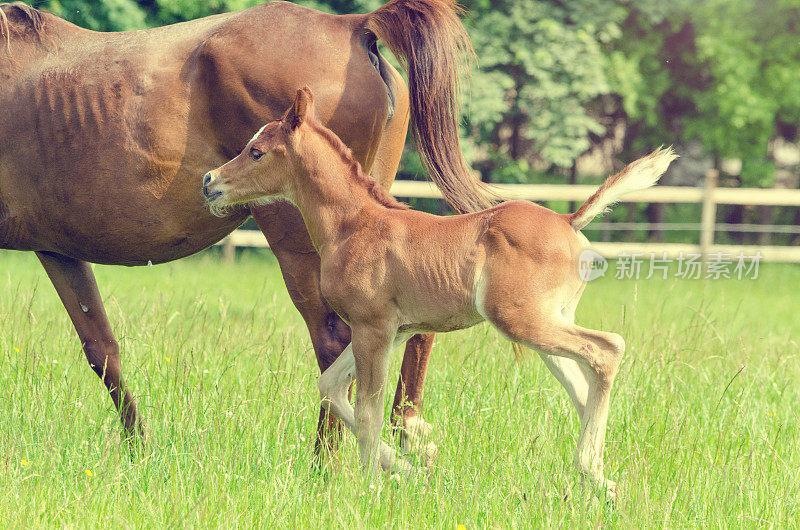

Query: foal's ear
[285,86,315,130]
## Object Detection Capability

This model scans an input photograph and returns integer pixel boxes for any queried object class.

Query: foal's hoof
[392,456,415,476]
[421,441,438,467]
[580,474,618,506]
[391,457,429,486]
[603,480,618,505]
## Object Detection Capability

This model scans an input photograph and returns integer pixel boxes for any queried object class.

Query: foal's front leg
[351,323,397,478]
[252,203,435,458]
[318,342,413,475]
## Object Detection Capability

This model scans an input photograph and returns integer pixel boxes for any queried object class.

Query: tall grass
[1,249,798,527]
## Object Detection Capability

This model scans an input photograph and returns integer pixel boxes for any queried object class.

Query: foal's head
[202,87,317,212]
[203,86,406,215]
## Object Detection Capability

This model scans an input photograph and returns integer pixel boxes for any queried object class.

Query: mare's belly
[0,185,250,265]
[43,207,250,266]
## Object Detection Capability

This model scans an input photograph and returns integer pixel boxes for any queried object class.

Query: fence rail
[390,178,800,206]
[217,170,800,263]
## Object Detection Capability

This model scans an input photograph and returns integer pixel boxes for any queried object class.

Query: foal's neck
[288,128,395,251]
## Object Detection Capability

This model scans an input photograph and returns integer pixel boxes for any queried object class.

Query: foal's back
[325,199,583,334]
[388,199,581,278]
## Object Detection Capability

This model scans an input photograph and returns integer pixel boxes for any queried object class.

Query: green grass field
[1,249,798,527]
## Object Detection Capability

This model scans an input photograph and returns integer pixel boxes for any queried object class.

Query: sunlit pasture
[1,249,798,526]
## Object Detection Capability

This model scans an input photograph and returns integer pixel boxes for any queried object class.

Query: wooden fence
[217,170,800,262]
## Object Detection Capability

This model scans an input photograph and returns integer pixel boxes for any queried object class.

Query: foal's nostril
[202,172,224,201]
[202,173,214,199]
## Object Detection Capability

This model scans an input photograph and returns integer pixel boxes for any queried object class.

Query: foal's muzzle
[202,172,222,200]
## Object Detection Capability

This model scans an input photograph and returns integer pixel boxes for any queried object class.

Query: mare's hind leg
[355,67,435,445]
[252,208,350,456]
[36,252,144,441]
[490,305,623,498]
[391,333,436,454]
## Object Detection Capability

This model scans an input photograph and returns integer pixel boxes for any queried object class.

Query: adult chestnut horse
[0,0,490,448]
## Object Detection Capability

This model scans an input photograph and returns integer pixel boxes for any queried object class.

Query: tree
[608,0,800,187]
[605,0,800,242]
[34,0,148,31]
[460,0,624,183]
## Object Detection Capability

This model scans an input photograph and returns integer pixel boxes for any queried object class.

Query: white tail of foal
[570,147,678,231]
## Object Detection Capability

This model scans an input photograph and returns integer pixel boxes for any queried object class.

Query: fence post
[222,236,235,262]
[700,169,718,259]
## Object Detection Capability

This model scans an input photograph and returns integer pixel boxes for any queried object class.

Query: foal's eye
[250,148,264,161]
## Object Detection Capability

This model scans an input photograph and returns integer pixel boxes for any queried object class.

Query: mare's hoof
[400,416,433,452]
[421,441,439,467]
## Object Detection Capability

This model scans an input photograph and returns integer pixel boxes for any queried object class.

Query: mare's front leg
[36,252,145,443]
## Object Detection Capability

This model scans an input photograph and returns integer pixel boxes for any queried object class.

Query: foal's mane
[0,2,47,54]
[306,120,409,210]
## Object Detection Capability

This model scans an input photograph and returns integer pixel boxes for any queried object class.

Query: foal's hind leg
[36,252,144,442]
[537,286,591,420]
[491,307,623,497]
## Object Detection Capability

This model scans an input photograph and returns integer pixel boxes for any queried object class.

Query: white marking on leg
[319,344,357,432]
[401,415,438,465]
[576,383,611,481]
[539,354,590,417]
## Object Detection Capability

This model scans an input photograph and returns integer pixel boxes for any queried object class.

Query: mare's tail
[568,147,678,231]
[365,0,494,213]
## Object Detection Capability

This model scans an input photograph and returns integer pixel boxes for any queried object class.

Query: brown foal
[203,88,677,498]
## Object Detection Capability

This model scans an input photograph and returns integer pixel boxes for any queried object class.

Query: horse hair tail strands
[364,0,496,213]
[568,147,678,231]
